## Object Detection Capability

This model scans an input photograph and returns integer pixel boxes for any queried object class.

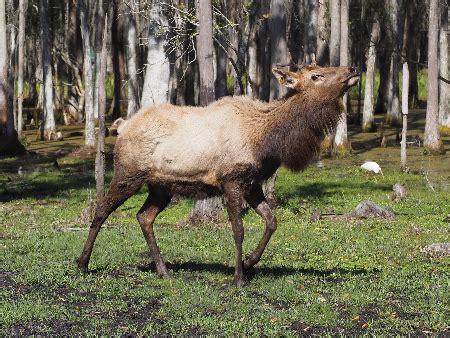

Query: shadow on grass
[136,261,377,279]
[0,153,116,202]
[277,181,392,203]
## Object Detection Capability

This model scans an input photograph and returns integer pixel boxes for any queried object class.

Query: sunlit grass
[1,154,448,335]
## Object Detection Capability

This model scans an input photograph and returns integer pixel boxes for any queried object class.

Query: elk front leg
[243,184,277,271]
[223,182,245,286]
[137,189,172,278]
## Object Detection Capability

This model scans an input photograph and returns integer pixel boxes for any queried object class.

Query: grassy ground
[1,112,449,335]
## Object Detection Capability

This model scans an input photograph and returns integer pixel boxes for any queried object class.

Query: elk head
[272,60,360,99]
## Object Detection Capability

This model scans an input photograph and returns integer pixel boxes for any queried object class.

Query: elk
[77,62,360,285]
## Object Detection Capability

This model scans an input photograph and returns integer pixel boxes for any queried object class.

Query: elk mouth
[344,71,360,88]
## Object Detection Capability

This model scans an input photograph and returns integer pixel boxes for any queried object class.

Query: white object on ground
[361,161,383,176]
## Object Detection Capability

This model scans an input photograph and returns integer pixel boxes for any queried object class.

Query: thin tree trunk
[403,0,419,108]
[79,0,95,147]
[111,0,122,119]
[329,0,340,67]
[0,0,24,155]
[7,0,16,133]
[362,16,380,132]
[190,0,223,224]
[316,0,328,65]
[424,0,442,153]
[92,0,104,120]
[96,14,108,201]
[438,5,449,128]
[305,0,318,62]
[141,3,169,107]
[375,36,390,114]
[385,0,401,126]
[126,14,138,118]
[333,0,350,155]
[39,0,56,141]
[17,0,26,137]
[0,0,8,135]
[270,0,290,100]
[401,62,408,170]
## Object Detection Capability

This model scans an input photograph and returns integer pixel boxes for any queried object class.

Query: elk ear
[310,53,317,67]
[272,68,299,89]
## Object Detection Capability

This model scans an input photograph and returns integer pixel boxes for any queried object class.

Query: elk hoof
[233,275,245,287]
[76,258,89,273]
[156,266,172,278]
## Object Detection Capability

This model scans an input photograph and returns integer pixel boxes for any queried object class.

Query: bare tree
[190,0,223,224]
[79,0,95,147]
[0,0,25,155]
[96,14,109,201]
[141,2,170,107]
[424,0,442,153]
[270,0,290,100]
[316,0,328,65]
[39,0,56,140]
[111,0,123,119]
[362,15,380,132]
[126,11,139,118]
[16,0,26,137]
[385,0,402,126]
[438,4,449,129]
[329,0,340,67]
[0,0,9,136]
[333,0,350,154]
[401,62,409,170]
[305,0,318,62]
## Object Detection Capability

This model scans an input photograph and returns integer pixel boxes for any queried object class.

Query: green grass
[1,151,449,335]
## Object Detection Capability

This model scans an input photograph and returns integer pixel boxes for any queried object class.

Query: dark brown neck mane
[257,91,344,172]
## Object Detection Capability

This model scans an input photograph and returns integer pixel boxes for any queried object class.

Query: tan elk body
[78,63,360,285]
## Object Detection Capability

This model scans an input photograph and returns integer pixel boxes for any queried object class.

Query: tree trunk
[189,0,223,224]
[424,0,442,153]
[270,0,290,100]
[7,0,16,132]
[126,14,138,118]
[17,0,26,137]
[96,14,108,201]
[385,0,401,127]
[333,0,350,155]
[141,3,169,107]
[329,0,340,67]
[0,0,25,155]
[39,0,56,141]
[246,2,259,97]
[401,62,408,170]
[438,5,449,129]
[362,16,380,132]
[316,0,328,65]
[0,0,9,135]
[215,39,228,98]
[196,0,215,105]
[111,0,123,119]
[375,36,390,114]
[305,0,318,62]
[79,0,95,147]
[403,0,419,108]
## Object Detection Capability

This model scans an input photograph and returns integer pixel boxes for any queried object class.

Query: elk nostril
[349,66,357,73]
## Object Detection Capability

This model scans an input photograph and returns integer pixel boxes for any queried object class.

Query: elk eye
[311,74,320,81]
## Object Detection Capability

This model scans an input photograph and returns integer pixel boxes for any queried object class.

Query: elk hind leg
[243,184,277,271]
[137,188,172,277]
